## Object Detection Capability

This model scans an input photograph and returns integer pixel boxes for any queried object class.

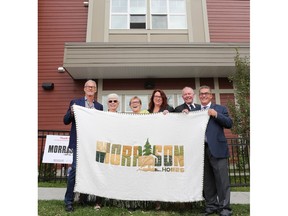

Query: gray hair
[199,85,212,93]
[84,79,97,87]
[107,93,119,100]
[182,86,195,95]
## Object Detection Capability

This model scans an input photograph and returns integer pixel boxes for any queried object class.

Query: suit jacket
[174,103,201,112]
[63,97,103,149]
[206,103,233,158]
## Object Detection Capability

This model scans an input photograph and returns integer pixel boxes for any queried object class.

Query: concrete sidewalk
[38,188,249,204]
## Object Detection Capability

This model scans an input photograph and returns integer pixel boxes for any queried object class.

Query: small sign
[42,135,73,164]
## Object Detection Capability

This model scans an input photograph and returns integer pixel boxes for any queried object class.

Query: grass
[38,182,249,215]
[38,181,67,188]
[38,200,250,216]
[231,186,249,192]
[38,182,250,192]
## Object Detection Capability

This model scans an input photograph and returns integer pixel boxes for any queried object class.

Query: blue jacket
[63,97,103,149]
[206,103,233,158]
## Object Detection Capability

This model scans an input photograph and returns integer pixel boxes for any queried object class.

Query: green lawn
[38,182,250,192]
[38,200,249,216]
[38,181,67,188]
[38,182,249,215]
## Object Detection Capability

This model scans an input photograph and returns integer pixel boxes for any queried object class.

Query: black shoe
[204,208,219,215]
[65,204,74,212]
[219,210,232,216]
[204,213,215,216]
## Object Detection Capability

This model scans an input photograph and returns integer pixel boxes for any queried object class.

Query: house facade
[38,0,249,133]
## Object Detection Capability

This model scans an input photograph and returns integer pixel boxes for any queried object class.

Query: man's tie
[189,104,194,110]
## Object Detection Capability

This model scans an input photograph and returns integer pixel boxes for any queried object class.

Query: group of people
[63,80,233,216]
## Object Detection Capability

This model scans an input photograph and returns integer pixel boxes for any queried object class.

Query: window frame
[110,0,187,30]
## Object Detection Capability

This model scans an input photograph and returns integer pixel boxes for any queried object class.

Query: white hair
[182,86,194,95]
[107,93,119,100]
[84,79,97,87]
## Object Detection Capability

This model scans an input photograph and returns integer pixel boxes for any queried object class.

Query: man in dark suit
[174,86,201,113]
[199,85,233,216]
[63,80,103,212]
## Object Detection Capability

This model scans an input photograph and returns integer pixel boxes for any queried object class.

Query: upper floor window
[110,0,187,29]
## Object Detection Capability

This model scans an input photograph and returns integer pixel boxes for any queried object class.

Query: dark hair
[148,89,168,111]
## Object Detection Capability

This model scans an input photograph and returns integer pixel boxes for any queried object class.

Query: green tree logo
[143,138,152,156]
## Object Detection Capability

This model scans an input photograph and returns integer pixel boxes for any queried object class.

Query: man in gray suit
[199,85,233,216]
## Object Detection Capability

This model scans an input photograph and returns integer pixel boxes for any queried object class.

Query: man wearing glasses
[199,85,233,216]
[63,80,103,212]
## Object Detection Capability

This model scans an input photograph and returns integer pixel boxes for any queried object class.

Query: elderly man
[174,86,201,113]
[199,85,233,216]
[63,80,103,212]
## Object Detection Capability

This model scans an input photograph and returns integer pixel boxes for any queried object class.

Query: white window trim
[98,78,235,112]
[110,0,187,30]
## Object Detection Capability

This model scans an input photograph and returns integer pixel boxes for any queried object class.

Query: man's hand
[208,108,217,118]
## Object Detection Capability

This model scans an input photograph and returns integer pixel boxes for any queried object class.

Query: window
[130,15,146,29]
[110,0,187,29]
[111,0,146,29]
[102,93,179,113]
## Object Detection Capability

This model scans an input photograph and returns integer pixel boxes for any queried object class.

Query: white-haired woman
[107,93,120,112]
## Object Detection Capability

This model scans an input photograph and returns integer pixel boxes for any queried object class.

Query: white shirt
[201,102,211,110]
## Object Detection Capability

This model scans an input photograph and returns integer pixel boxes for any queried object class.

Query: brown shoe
[94,204,101,210]
[155,202,161,211]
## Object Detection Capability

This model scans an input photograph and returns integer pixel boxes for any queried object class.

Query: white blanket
[73,105,209,202]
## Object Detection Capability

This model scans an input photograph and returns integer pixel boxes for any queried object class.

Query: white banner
[73,105,209,202]
[42,135,73,164]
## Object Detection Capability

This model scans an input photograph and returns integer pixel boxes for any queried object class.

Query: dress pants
[64,148,77,206]
[203,144,232,215]
[64,149,101,206]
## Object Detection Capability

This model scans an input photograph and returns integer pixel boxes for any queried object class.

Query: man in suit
[63,80,103,212]
[174,86,201,113]
[199,85,233,216]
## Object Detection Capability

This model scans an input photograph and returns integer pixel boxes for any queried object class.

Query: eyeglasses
[85,86,96,89]
[108,100,118,103]
[154,95,162,98]
[199,92,211,96]
[131,101,140,104]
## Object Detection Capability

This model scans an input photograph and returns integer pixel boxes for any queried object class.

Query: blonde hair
[129,96,142,105]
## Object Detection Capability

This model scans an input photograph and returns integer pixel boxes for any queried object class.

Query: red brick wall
[206,0,250,42]
[38,0,90,130]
